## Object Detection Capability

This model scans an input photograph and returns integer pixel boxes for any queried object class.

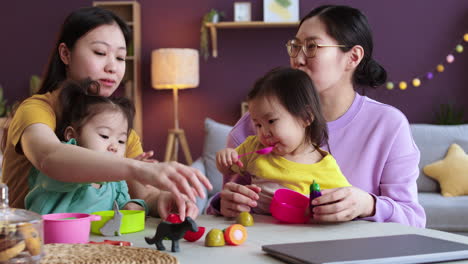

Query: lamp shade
[151,48,199,90]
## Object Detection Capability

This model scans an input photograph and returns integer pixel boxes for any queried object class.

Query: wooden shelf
[205,21,298,28]
[204,21,299,57]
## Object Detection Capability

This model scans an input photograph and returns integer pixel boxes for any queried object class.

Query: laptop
[262,234,468,264]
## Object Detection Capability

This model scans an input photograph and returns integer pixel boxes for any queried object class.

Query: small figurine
[309,180,322,216]
[100,201,123,236]
[145,217,198,252]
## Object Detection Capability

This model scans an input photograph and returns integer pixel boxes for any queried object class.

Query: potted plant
[435,103,465,125]
[0,85,10,153]
[0,85,8,119]
[200,9,225,61]
[0,76,41,123]
[0,76,41,153]
[30,75,42,95]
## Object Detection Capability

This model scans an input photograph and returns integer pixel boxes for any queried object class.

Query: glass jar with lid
[0,184,43,263]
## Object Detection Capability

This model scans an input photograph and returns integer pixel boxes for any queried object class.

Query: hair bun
[355,58,387,88]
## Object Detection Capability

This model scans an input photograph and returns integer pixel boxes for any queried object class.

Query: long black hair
[38,7,131,95]
[248,67,328,150]
[56,78,134,142]
[300,5,387,88]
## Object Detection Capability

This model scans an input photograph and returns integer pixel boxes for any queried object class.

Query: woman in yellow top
[2,7,211,220]
[216,67,350,215]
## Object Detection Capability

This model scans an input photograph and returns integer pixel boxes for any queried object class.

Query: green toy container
[91,210,145,235]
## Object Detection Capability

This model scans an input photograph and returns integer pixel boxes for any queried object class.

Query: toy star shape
[423,144,468,197]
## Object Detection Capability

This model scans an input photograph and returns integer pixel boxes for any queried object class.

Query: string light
[399,81,407,90]
[387,32,467,90]
[436,64,445,72]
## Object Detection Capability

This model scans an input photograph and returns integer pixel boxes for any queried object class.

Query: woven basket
[40,243,179,264]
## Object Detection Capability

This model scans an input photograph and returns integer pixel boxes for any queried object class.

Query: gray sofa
[411,124,468,232]
[193,118,233,212]
[193,118,468,232]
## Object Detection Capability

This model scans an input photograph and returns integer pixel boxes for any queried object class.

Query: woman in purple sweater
[208,5,426,228]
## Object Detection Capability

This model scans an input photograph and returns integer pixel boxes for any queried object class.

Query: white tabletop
[89,214,468,264]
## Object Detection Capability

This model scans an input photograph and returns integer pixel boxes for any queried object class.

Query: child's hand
[123,202,145,211]
[216,148,242,175]
[134,150,158,163]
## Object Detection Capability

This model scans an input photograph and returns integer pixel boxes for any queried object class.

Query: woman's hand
[220,182,261,217]
[135,161,212,215]
[216,148,242,175]
[156,191,199,221]
[311,186,376,222]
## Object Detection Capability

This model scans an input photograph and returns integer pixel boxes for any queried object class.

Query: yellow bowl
[91,210,145,235]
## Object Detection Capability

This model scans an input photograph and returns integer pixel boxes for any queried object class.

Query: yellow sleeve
[8,96,56,153]
[125,129,143,158]
[317,153,352,189]
[8,94,143,158]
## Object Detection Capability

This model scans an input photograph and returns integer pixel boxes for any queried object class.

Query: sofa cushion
[202,118,233,197]
[410,124,468,192]
[423,144,468,197]
[419,192,468,231]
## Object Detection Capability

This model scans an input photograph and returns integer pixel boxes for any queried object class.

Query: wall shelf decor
[204,21,298,58]
[93,1,143,139]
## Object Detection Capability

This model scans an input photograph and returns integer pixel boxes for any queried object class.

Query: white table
[89,215,468,264]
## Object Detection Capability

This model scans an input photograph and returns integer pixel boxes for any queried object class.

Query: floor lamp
[151,48,199,165]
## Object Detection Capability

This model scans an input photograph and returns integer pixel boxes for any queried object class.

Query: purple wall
[1,0,468,162]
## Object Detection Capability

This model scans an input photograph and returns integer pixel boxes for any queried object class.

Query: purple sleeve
[360,120,426,228]
[226,113,255,148]
[206,113,255,215]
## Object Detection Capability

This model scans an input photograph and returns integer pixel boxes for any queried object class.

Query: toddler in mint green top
[24,79,148,215]
[26,139,147,214]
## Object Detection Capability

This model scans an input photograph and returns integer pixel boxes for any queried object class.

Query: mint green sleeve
[116,181,149,215]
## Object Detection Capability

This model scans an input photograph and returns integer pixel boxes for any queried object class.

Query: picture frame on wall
[234,2,252,22]
[263,0,299,22]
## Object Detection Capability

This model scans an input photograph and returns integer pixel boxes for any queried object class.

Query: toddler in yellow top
[216,67,350,214]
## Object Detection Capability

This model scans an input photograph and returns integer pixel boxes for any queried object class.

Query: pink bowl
[42,213,101,244]
[270,189,309,224]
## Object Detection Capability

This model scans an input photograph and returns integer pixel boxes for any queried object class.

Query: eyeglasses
[286,39,349,58]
